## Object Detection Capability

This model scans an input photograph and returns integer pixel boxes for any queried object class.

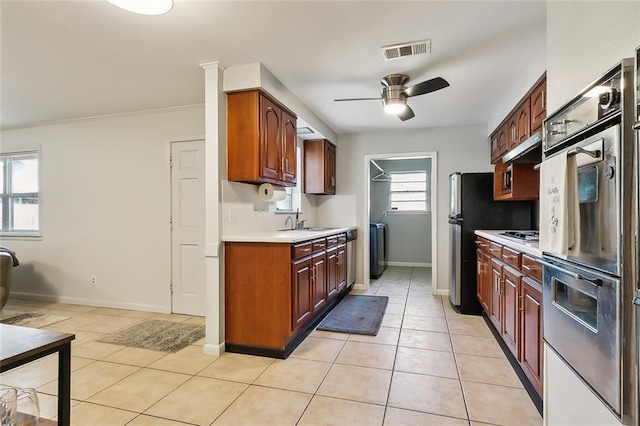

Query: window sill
[386,211,431,216]
[0,233,42,241]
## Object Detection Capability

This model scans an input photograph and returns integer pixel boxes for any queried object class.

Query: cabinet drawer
[293,242,313,259]
[476,237,491,252]
[312,239,326,253]
[501,246,521,269]
[326,237,338,248]
[337,234,347,244]
[488,242,503,258]
[521,254,542,281]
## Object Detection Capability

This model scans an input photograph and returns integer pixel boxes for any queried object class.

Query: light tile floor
[0,267,542,425]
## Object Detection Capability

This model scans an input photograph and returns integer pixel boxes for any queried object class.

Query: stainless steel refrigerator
[448,172,534,314]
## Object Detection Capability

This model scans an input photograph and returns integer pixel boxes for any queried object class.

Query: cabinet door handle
[519,295,524,312]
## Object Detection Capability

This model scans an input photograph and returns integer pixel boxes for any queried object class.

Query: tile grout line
[444,299,472,424]
[380,266,413,425]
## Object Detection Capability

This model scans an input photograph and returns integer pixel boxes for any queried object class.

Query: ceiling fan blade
[403,77,450,97]
[398,105,415,121]
[334,97,380,102]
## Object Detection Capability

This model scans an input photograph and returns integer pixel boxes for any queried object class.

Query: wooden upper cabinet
[517,98,531,144]
[530,79,546,133]
[260,96,283,182]
[490,134,500,163]
[304,139,337,195]
[497,126,508,158]
[281,110,297,185]
[488,74,546,164]
[490,124,509,164]
[227,90,297,187]
[508,115,518,150]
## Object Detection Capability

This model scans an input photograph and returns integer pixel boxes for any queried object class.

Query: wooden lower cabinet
[225,232,349,358]
[327,247,338,299]
[520,276,543,395]
[502,265,521,358]
[476,236,543,399]
[489,258,503,331]
[311,252,327,312]
[476,248,491,313]
[293,257,313,330]
[336,244,347,292]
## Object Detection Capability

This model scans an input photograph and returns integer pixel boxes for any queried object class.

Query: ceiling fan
[334,74,449,121]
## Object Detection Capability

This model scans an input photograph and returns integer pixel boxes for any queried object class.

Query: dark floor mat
[317,295,388,335]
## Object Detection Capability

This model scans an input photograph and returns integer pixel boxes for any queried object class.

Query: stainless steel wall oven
[542,59,637,424]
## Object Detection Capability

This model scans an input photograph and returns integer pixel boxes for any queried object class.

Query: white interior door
[171,140,205,316]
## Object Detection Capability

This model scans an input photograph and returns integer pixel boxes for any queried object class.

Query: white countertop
[475,230,542,258]
[222,226,355,244]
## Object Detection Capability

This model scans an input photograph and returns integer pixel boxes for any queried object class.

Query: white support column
[200,61,226,356]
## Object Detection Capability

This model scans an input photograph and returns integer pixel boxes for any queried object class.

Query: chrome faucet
[294,208,306,229]
[284,216,294,230]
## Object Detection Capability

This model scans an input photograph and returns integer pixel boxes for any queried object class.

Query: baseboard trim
[433,289,449,296]
[203,342,225,356]
[386,262,432,267]
[10,291,170,314]
[351,283,365,292]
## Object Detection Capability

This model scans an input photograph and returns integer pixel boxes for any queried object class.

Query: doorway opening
[363,152,437,295]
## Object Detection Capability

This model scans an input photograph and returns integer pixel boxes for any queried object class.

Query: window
[1,151,40,235]
[389,171,429,212]
[275,146,302,213]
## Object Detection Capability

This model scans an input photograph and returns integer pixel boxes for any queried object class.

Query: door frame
[167,136,205,314]
[362,151,438,294]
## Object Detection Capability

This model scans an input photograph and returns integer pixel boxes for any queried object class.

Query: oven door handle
[538,259,603,287]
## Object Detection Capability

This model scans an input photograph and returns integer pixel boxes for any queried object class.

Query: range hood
[502,131,542,163]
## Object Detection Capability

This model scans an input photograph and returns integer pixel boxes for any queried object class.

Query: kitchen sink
[301,226,340,231]
[277,227,340,232]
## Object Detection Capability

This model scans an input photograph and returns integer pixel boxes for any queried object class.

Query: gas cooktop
[499,230,540,242]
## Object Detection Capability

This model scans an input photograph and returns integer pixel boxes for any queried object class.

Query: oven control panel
[544,64,623,153]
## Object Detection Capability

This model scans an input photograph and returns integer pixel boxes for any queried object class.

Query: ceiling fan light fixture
[383,100,407,115]
[382,86,407,115]
[106,0,173,15]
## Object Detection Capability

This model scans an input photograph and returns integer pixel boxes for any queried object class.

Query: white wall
[370,158,432,266]
[487,49,547,134]
[337,124,491,292]
[546,1,640,112]
[0,107,205,312]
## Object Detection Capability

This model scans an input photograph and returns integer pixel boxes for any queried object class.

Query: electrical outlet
[228,209,235,223]
[91,276,97,285]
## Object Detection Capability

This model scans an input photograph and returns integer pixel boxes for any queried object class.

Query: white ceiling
[1,0,546,134]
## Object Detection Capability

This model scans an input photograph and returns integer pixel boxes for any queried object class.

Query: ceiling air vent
[382,39,431,62]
